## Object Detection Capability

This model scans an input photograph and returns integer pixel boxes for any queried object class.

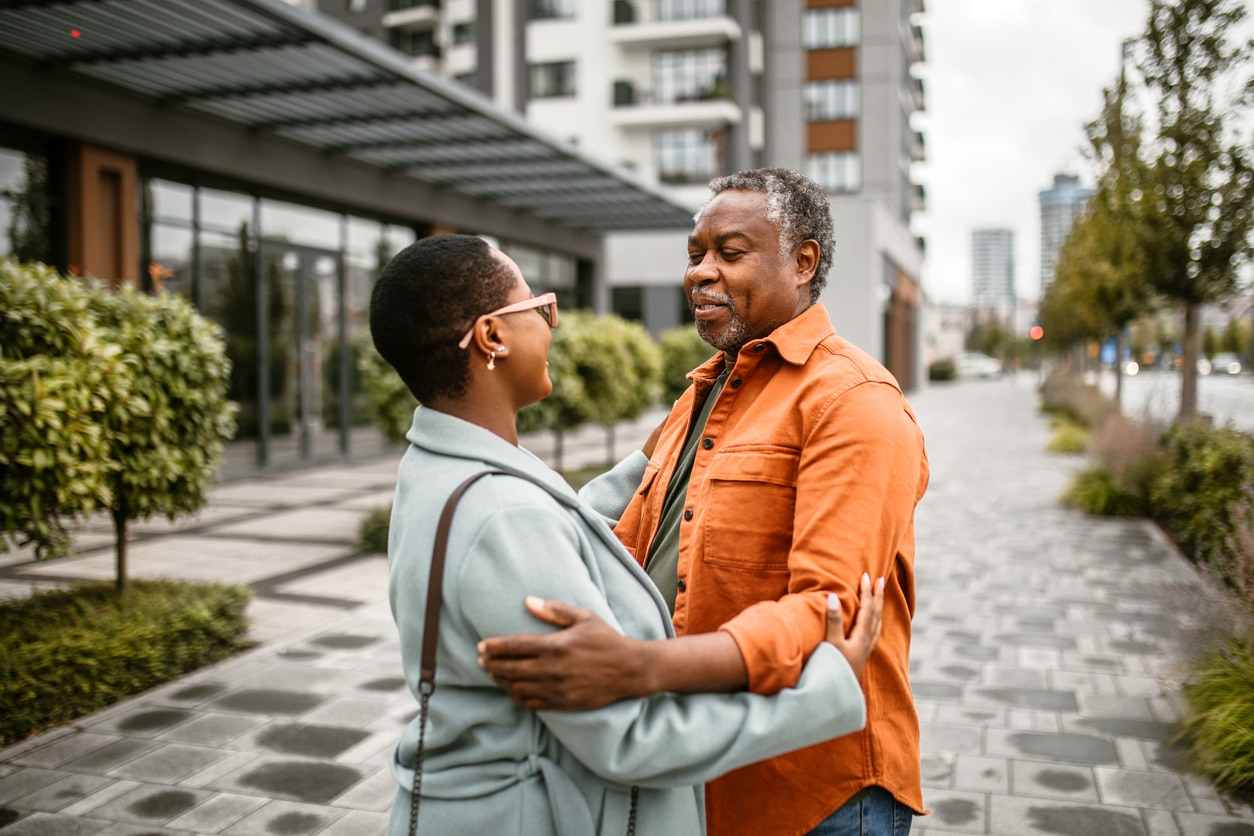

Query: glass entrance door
[259,242,343,468]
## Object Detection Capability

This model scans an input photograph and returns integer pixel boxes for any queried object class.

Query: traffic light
[1029,324,1044,341]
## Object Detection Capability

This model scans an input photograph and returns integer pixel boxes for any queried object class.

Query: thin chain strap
[408,688,431,836]
[626,785,639,835]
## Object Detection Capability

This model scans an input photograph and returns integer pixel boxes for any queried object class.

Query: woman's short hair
[704,168,835,303]
[369,234,515,403]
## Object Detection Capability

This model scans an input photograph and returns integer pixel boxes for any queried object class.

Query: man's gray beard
[696,315,750,354]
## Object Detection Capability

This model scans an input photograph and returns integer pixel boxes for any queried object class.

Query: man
[481,168,928,835]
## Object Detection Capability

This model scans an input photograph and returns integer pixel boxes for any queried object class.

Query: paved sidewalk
[1,381,1251,835]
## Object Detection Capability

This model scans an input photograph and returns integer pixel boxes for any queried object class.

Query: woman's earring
[486,346,504,371]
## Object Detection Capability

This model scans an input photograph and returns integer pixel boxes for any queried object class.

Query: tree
[0,260,122,559]
[575,315,662,462]
[357,336,416,444]
[90,283,237,592]
[1134,0,1254,421]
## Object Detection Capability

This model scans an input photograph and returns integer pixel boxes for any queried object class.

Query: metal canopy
[0,0,696,233]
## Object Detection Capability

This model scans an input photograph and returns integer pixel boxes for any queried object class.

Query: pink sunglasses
[457,292,559,349]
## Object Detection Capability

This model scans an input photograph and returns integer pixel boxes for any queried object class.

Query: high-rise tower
[1039,173,1092,294]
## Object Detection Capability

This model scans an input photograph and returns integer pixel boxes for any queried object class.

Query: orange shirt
[614,304,929,835]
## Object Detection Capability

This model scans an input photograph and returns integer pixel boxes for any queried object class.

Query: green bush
[1150,422,1254,569]
[0,260,125,559]
[928,358,956,382]
[0,580,252,746]
[1062,466,1148,517]
[1177,632,1254,795]
[1047,418,1089,454]
[359,505,392,555]
[659,326,714,403]
[357,338,417,445]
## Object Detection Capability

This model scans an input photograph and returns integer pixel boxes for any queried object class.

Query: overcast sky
[914,0,1150,305]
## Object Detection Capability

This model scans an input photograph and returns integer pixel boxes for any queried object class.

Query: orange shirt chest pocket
[697,446,799,573]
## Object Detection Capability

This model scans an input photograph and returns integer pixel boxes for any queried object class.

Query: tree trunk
[1113,330,1125,412]
[1178,304,1200,424]
[113,503,129,594]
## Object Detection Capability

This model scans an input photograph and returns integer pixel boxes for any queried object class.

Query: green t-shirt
[645,369,729,613]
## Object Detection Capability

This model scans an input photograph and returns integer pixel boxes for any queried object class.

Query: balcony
[909,75,925,112]
[908,22,925,63]
[611,15,741,51]
[383,0,440,31]
[610,80,740,129]
[910,129,925,162]
[910,182,926,213]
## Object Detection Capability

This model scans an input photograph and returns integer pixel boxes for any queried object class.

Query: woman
[370,234,882,836]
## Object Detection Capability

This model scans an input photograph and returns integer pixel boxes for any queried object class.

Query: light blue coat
[386,406,866,836]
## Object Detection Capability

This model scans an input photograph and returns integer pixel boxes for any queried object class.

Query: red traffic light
[1029,325,1044,341]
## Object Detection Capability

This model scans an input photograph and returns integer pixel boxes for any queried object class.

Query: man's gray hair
[699,168,834,303]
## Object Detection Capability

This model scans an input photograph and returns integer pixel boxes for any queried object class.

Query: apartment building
[971,227,1016,325]
[314,0,927,390]
[1039,172,1092,294]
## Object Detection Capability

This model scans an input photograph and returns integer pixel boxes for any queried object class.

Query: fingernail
[878,577,886,590]
[525,595,542,607]
[827,592,839,610]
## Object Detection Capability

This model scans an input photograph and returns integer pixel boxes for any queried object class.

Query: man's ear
[795,239,820,286]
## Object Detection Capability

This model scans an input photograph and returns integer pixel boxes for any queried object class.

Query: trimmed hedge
[0,580,252,746]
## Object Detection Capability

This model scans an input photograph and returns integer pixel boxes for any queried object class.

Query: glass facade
[0,140,58,266]
[656,128,721,184]
[654,48,727,103]
[139,176,418,476]
[656,0,724,21]
[802,8,860,49]
[806,151,861,193]
[804,80,859,121]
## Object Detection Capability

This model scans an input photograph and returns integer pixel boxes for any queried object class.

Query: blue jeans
[807,787,913,836]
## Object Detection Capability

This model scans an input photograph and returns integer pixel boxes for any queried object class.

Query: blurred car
[1209,352,1242,375]
[954,352,1002,379]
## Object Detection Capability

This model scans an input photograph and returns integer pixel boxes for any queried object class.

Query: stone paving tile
[1009,760,1099,802]
[14,773,117,814]
[163,791,268,834]
[919,788,988,833]
[7,733,121,769]
[0,812,113,835]
[217,798,348,836]
[988,792,1149,835]
[84,783,215,827]
[1094,767,1193,812]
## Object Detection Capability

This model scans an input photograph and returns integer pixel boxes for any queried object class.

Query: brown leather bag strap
[420,469,511,692]
[411,469,511,836]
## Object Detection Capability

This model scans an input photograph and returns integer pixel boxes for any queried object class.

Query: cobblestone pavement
[1,379,1251,835]
[910,375,1253,835]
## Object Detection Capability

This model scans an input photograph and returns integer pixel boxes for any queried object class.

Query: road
[1096,368,1254,430]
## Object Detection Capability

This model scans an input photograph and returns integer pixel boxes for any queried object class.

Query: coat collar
[405,406,575,498]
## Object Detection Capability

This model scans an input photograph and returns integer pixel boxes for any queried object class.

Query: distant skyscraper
[972,228,1015,320]
[1039,173,1093,293]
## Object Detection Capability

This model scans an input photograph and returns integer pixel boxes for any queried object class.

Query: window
[0,145,56,265]
[654,48,727,103]
[806,152,861,193]
[531,0,575,19]
[803,8,860,49]
[347,0,368,12]
[530,61,576,98]
[392,28,440,58]
[804,80,859,121]
[657,128,720,184]
[656,0,724,21]
[452,22,475,44]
